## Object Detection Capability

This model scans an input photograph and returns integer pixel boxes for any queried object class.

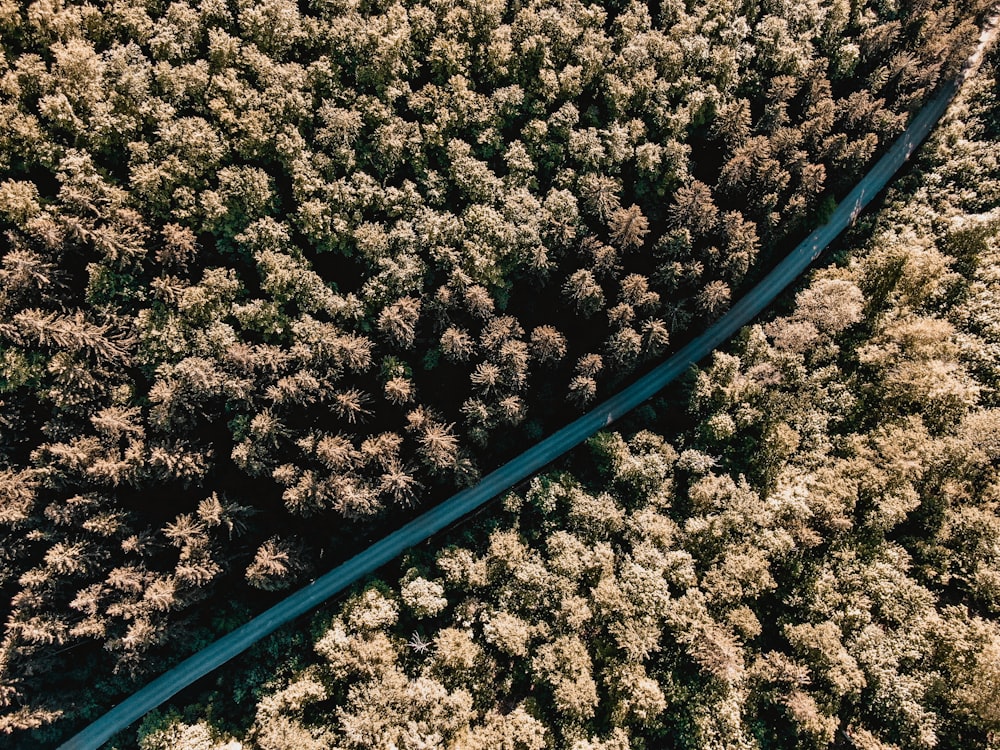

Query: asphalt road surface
[58,22,994,749]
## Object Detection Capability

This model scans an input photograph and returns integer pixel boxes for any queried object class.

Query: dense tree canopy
[133,41,1000,750]
[0,0,993,744]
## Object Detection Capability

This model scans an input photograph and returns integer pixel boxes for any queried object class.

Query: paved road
[58,22,995,749]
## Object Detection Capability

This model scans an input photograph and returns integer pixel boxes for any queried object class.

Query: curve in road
[58,19,996,750]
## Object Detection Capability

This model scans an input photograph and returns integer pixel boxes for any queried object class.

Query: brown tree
[562,269,605,317]
[529,326,568,365]
[668,180,718,237]
[377,296,421,349]
[608,204,650,251]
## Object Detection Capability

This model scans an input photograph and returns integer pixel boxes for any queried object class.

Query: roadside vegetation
[0,0,994,746]
[131,34,1000,750]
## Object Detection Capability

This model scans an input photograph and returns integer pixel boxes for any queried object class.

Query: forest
[0,0,996,746]
[131,43,1000,750]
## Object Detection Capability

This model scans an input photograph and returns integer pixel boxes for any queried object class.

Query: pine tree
[440,326,476,362]
[696,280,731,317]
[463,285,495,318]
[384,376,414,404]
[246,537,306,591]
[711,98,752,147]
[608,204,650,251]
[377,296,421,349]
[378,462,421,506]
[157,223,198,269]
[408,410,460,474]
[562,269,605,317]
[668,180,718,237]
[606,327,642,369]
[332,388,371,424]
[568,375,598,407]
[641,319,670,357]
[529,326,568,364]
[579,174,621,222]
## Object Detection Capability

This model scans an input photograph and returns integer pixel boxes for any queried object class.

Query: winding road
[58,18,997,750]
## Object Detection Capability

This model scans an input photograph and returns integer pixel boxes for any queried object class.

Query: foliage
[0,0,992,742]
[134,49,1000,750]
